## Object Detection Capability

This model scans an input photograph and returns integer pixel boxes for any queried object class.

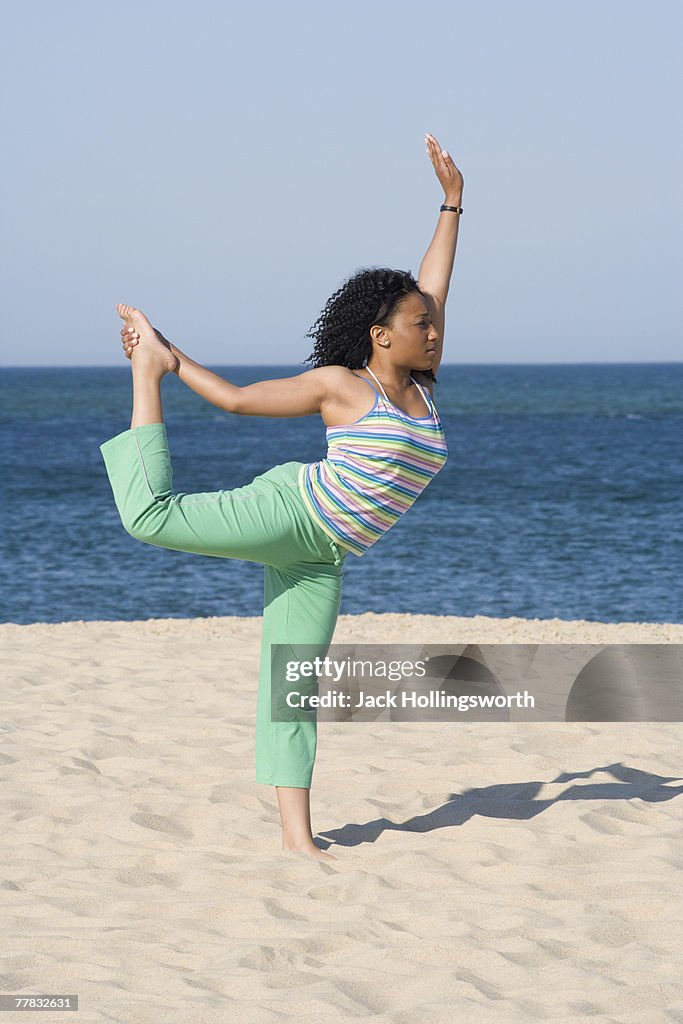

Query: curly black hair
[303,267,436,385]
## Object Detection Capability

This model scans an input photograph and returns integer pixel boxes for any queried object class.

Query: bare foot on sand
[282,843,338,862]
[117,304,179,375]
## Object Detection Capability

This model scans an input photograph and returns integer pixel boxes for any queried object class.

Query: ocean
[1,363,681,625]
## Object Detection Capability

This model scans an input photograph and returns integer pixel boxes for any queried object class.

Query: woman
[100,132,463,861]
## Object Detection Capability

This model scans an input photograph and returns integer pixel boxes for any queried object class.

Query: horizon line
[2,360,683,370]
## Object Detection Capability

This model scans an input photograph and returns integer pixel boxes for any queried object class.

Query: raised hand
[121,323,169,358]
[424,132,464,202]
[117,304,179,376]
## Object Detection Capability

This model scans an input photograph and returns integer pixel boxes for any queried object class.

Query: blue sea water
[1,363,681,625]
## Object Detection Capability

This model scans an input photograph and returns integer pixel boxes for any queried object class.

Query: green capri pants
[99,422,348,789]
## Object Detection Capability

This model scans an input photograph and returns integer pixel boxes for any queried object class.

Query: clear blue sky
[1,0,680,366]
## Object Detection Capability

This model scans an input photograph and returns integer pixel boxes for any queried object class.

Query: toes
[116,303,150,334]
[129,308,151,331]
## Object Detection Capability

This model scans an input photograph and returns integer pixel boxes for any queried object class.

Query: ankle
[281,828,315,851]
[132,361,168,383]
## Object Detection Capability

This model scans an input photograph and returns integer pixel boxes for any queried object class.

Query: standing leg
[255,560,344,861]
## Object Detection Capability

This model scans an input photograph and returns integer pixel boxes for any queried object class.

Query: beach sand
[2,612,682,1023]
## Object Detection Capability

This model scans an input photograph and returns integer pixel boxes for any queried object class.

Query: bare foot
[117,303,179,375]
[282,842,338,862]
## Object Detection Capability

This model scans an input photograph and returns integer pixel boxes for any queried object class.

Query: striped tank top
[297,366,448,557]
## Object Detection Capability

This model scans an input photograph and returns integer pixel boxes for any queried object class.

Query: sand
[2,612,682,1023]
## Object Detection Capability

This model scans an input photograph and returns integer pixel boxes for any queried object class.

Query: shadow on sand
[315,762,683,850]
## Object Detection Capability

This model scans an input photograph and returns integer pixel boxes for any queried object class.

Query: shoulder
[297,364,355,395]
[300,365,367,410]
[304,364,366,393]
[302,364,356,385]
[313,365,375,424]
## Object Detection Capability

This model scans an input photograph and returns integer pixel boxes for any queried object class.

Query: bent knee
[123,502,172,544]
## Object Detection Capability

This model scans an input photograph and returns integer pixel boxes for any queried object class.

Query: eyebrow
[415,314,431,320]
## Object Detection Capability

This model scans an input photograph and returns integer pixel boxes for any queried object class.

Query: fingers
[425,132,451,166]
[121,323,139,356]
[425,134,442,170]
[425,132,440,155]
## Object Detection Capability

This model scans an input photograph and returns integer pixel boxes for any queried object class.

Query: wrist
[167,342,182,374]
[444,194,463,206]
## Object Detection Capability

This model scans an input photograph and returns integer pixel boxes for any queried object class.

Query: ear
[370,324,389,347]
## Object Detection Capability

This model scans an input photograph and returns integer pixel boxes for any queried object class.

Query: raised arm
[417,133,464,376]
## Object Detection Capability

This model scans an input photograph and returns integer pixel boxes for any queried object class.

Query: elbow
[225,386,244,415]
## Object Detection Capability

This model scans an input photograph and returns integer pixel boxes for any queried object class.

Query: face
[371,291,439,369]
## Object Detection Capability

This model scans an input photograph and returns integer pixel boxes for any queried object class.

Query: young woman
[100,133,463,861]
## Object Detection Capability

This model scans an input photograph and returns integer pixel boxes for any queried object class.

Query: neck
[366,362,413,391]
